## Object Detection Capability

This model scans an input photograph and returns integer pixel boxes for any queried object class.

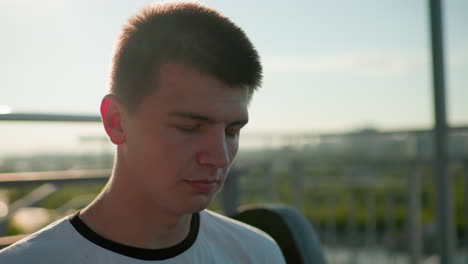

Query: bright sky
[0,0,467,154]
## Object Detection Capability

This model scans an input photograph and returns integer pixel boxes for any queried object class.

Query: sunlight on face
[120,62,250,214]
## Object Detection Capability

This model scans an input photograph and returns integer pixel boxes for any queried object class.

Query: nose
[196,129,230,168]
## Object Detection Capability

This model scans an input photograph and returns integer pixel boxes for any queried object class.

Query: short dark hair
[109,2,262,114]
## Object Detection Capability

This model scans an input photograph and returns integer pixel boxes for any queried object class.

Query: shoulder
[0,216,84,263]
[199,210,285,263]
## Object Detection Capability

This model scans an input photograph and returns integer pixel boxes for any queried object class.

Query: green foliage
[6,220,24,236]
[235,158,468,237]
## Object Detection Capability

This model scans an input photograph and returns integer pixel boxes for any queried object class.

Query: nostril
[195,151,229,168]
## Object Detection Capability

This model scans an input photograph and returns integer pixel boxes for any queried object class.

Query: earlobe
[101,94,126,145]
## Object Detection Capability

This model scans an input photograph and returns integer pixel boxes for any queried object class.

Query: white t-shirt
[0,210,285,263]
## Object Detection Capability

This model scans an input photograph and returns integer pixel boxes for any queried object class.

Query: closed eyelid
[169,111,248,127]
[169,111,214,123]
[225,122,247,137]
[227,116,248,127]
[174,124,201,134]
[178,123,200,128]
[227,121,248,130]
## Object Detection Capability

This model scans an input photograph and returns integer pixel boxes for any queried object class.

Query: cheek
[162,130,196,152]
[156,131,202,168]
[126,126,173,167]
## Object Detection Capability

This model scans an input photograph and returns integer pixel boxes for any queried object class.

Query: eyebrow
[168,111,248,127]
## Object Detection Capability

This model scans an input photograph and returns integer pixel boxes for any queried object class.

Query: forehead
[140,62,249,120]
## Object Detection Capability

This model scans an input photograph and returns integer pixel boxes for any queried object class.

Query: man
[0,2,286,263]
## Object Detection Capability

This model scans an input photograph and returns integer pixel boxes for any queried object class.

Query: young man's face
[122,62,249,215]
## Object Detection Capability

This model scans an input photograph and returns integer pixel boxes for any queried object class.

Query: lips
[184,179,219,192]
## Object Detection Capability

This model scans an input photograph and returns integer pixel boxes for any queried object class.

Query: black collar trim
[69,211,199,260]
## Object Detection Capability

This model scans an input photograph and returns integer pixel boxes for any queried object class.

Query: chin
[184,195,214,213]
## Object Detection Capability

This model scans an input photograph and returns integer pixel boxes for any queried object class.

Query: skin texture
[80,62,249,249]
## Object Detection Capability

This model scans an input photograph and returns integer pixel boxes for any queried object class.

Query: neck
[79,160,192,249]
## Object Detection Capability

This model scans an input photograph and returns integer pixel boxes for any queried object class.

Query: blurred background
[0,0,467,263]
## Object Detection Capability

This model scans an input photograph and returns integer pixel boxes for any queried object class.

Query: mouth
[183,179,219,192]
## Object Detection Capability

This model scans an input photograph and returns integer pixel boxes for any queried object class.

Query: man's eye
[176,124,200,133]
[226,128,240,138]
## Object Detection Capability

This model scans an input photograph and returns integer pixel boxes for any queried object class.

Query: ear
[100,94,126,145]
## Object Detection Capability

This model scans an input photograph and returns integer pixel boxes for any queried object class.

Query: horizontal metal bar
[1,113,467,137]
[0,169,110,187]
[0,113,101,122]
[278,126,468,138]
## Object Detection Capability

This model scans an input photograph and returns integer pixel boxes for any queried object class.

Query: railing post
[347,188,358,264]
[385,186,396,259]
[465,160,468,246]
[428,0,456,263]
[365,188,376,246]
[263,161,276,203]
[311,184,322,235]
[325,188,337,245]
[291,159,304,210]
[407,162,422,264]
